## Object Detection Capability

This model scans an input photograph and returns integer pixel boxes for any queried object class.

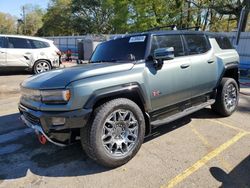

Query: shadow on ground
[0,70,31,76]
[0,107,246,181]
[210,155,250,187]
[237,93,250,113]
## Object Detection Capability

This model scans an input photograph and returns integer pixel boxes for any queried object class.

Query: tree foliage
[71,0,112,34]
[1,0,249,36]
[19,4,45,35]
[0,12,17,34]
[127,0,182,32]
[37,0,74,36]
[212,0,250,31]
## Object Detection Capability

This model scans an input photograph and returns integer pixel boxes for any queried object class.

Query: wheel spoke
[119,145,125,154]
[36,62,50,73]
[123,111,130,121]
[224,83,237,111]
[102,131,112,140]
[118,111,124,121]
[101,109,139,157]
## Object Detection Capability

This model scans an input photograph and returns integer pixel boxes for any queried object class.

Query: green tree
[19,4,45,35]
[108,0,130,33]
[71,0,114,34]
[211,0,250,31]
[128,0,183,32]
[0,12,17,34]
[38,0,245,35]
[37,0,73,36]
[186,0,249,31]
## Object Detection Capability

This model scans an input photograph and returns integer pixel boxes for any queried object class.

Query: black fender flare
[84,83,150,111]
[215,62,239,89]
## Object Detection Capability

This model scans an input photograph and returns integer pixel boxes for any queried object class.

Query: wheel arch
[33,59,52,73]
[216,63,240,88]
[84,84,151,136]
[223,67,239,87]
[33,59,52,68]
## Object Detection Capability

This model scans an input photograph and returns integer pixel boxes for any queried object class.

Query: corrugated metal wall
[46,35,109,59]
[222,32,250,70]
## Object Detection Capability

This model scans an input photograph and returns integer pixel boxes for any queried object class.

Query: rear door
[183,34,217,97]
[0,37,6,66]
[6,37,33,68]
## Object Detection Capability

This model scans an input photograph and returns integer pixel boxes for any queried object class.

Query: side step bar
[151,99,215,127]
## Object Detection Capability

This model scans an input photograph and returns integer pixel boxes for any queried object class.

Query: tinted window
[29,39,50,49]
[215,36,234,49]
[91,35,148,62]
[151,35,185,57]
[8,37,31,49]
[0,37,5,48]
[184,35,210,55]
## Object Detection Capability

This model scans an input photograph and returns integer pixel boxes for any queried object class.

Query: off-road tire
[212,77,239,117]
[80,98,145,168]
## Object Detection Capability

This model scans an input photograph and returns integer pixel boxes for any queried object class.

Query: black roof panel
[109,30,229,41]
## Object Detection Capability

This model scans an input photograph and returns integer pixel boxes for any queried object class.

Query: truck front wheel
[80,98,145,168]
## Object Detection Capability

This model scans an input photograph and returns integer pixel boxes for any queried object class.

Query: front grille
[22,111,40,125]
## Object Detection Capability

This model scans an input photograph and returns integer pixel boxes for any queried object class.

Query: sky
[0,0,50,17]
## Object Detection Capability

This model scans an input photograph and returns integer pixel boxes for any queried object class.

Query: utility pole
[235,6,249,46]
[22,6,26,34]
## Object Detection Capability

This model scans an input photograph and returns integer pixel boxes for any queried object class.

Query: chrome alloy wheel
[35,61,50,73]
[102,109,139,157]
[224,83,237,111]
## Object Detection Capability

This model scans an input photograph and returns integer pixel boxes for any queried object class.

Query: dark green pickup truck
[19,30,239,167]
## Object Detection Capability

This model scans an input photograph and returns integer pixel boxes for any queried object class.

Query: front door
[6,37,33,68]
[146,34,193,111]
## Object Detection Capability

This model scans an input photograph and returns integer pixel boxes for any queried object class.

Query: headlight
[21,87,41,101]
[41,90,71,104]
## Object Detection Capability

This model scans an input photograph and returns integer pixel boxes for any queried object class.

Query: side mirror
[153,47,174,60]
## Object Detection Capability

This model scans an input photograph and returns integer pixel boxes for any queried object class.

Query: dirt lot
[0,72,249,188]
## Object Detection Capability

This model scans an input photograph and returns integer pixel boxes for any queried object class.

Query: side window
[0,37,5,48]
[215,36,234,49]
[151,35,185,57]
[7,37,31,49]
[29,39,50,49]
[184,34,210,55]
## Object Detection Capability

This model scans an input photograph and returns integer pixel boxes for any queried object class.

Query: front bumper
[19,103,91,145]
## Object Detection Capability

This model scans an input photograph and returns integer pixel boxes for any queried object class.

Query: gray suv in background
[19,30,239,167]
[0,35,60,74]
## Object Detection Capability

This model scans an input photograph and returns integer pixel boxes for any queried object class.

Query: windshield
[90,35,148,63]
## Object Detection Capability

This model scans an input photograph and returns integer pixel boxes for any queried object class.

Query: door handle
[180,64,190,69]
[208,60,214,64]
[0,51,5,53]
[25,52,32,55]
[23,56,30,60]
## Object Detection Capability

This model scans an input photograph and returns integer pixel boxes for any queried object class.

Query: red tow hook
[37,134,47,145]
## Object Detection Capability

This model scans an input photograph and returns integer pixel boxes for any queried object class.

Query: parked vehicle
[0,35,61,74]
[19,30,239,167]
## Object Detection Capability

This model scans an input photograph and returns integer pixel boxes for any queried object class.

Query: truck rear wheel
[80,98,145,168]
[212,78,239,117]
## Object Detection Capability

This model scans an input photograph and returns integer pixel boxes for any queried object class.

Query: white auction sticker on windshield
[129,36,146,43]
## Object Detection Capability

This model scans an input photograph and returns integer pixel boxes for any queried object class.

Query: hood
[22,63,134,89]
